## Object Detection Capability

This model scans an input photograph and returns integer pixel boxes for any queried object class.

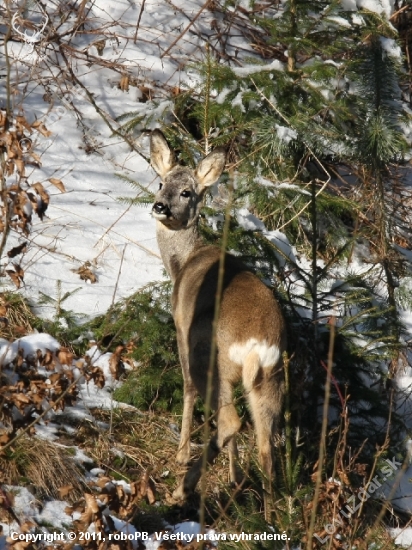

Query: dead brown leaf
[120,74,129,92]
[28,151,42,166]
[58,485,74,499]
[109,346,124,379]
[7,242,27,258]
[86,367,105,389]
[48,178,66,193]
[146,477,156,505]
[32,182,50,204]
[6,264,24,289]
[0,433,10,444]
[94,39,106,55]
[41,348,55,369]
[16,115,32,134]
[14,159,25,177]
[75,262,98,284]
[58,347,74,366]
[31,120,52,137]
[337,468,350,486]
[27,183,49,220]
[139,470,156,504]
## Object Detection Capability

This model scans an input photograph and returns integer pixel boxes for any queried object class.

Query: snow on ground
[390,528,412,548]
[0,333,60,364]
[2,0,206,318]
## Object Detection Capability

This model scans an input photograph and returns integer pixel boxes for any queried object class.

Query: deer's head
[150,130,226,229]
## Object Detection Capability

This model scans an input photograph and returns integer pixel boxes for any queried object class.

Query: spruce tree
[117,0,411,478]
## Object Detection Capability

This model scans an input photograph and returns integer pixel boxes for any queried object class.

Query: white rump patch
[229,338,280,368]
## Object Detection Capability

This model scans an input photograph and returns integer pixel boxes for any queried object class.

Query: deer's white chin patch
[152,212,169,221]
[229,339,280,368]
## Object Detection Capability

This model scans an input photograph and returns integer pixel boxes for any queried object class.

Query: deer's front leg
[176,331,196,465]
[176,378,196,465]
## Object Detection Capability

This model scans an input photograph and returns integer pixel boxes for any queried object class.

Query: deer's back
[172,245,286,360]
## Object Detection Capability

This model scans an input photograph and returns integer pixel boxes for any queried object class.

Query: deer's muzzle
[152,201,171,220]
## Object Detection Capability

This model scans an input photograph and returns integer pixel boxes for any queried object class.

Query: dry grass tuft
[81,409,182,489]
[0,292,38,339]
[0,435,87,501]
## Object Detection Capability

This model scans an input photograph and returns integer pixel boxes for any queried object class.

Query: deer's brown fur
[150,130,286,519]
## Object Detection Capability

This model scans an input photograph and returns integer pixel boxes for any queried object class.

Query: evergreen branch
[250,78,331,231]
[117,196,154,206]
[115,174,155,206]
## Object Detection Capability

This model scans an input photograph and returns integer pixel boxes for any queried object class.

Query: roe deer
[150,130,286,519]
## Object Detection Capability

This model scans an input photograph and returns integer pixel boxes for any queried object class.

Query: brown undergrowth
[0,304,245,549]
[0,294,406,549]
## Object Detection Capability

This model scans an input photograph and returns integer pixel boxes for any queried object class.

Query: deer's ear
[150,130,175,177]
[195,148,226,189]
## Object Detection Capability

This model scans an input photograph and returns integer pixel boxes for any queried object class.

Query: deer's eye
[158,183,163,190]
[181,190,191,198]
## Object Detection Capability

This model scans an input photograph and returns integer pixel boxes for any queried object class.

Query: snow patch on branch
[380,37,402,60]
[275,124,297,143]
[232,59,285,77]
[357,0,394,18]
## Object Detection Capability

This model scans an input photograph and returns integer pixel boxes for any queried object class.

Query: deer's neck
[156,221,202,284]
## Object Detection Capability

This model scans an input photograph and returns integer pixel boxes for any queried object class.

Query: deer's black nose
[153,202,168,214]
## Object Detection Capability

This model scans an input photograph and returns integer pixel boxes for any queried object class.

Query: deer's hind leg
[215,380,242,485]
[244,352,284,521]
